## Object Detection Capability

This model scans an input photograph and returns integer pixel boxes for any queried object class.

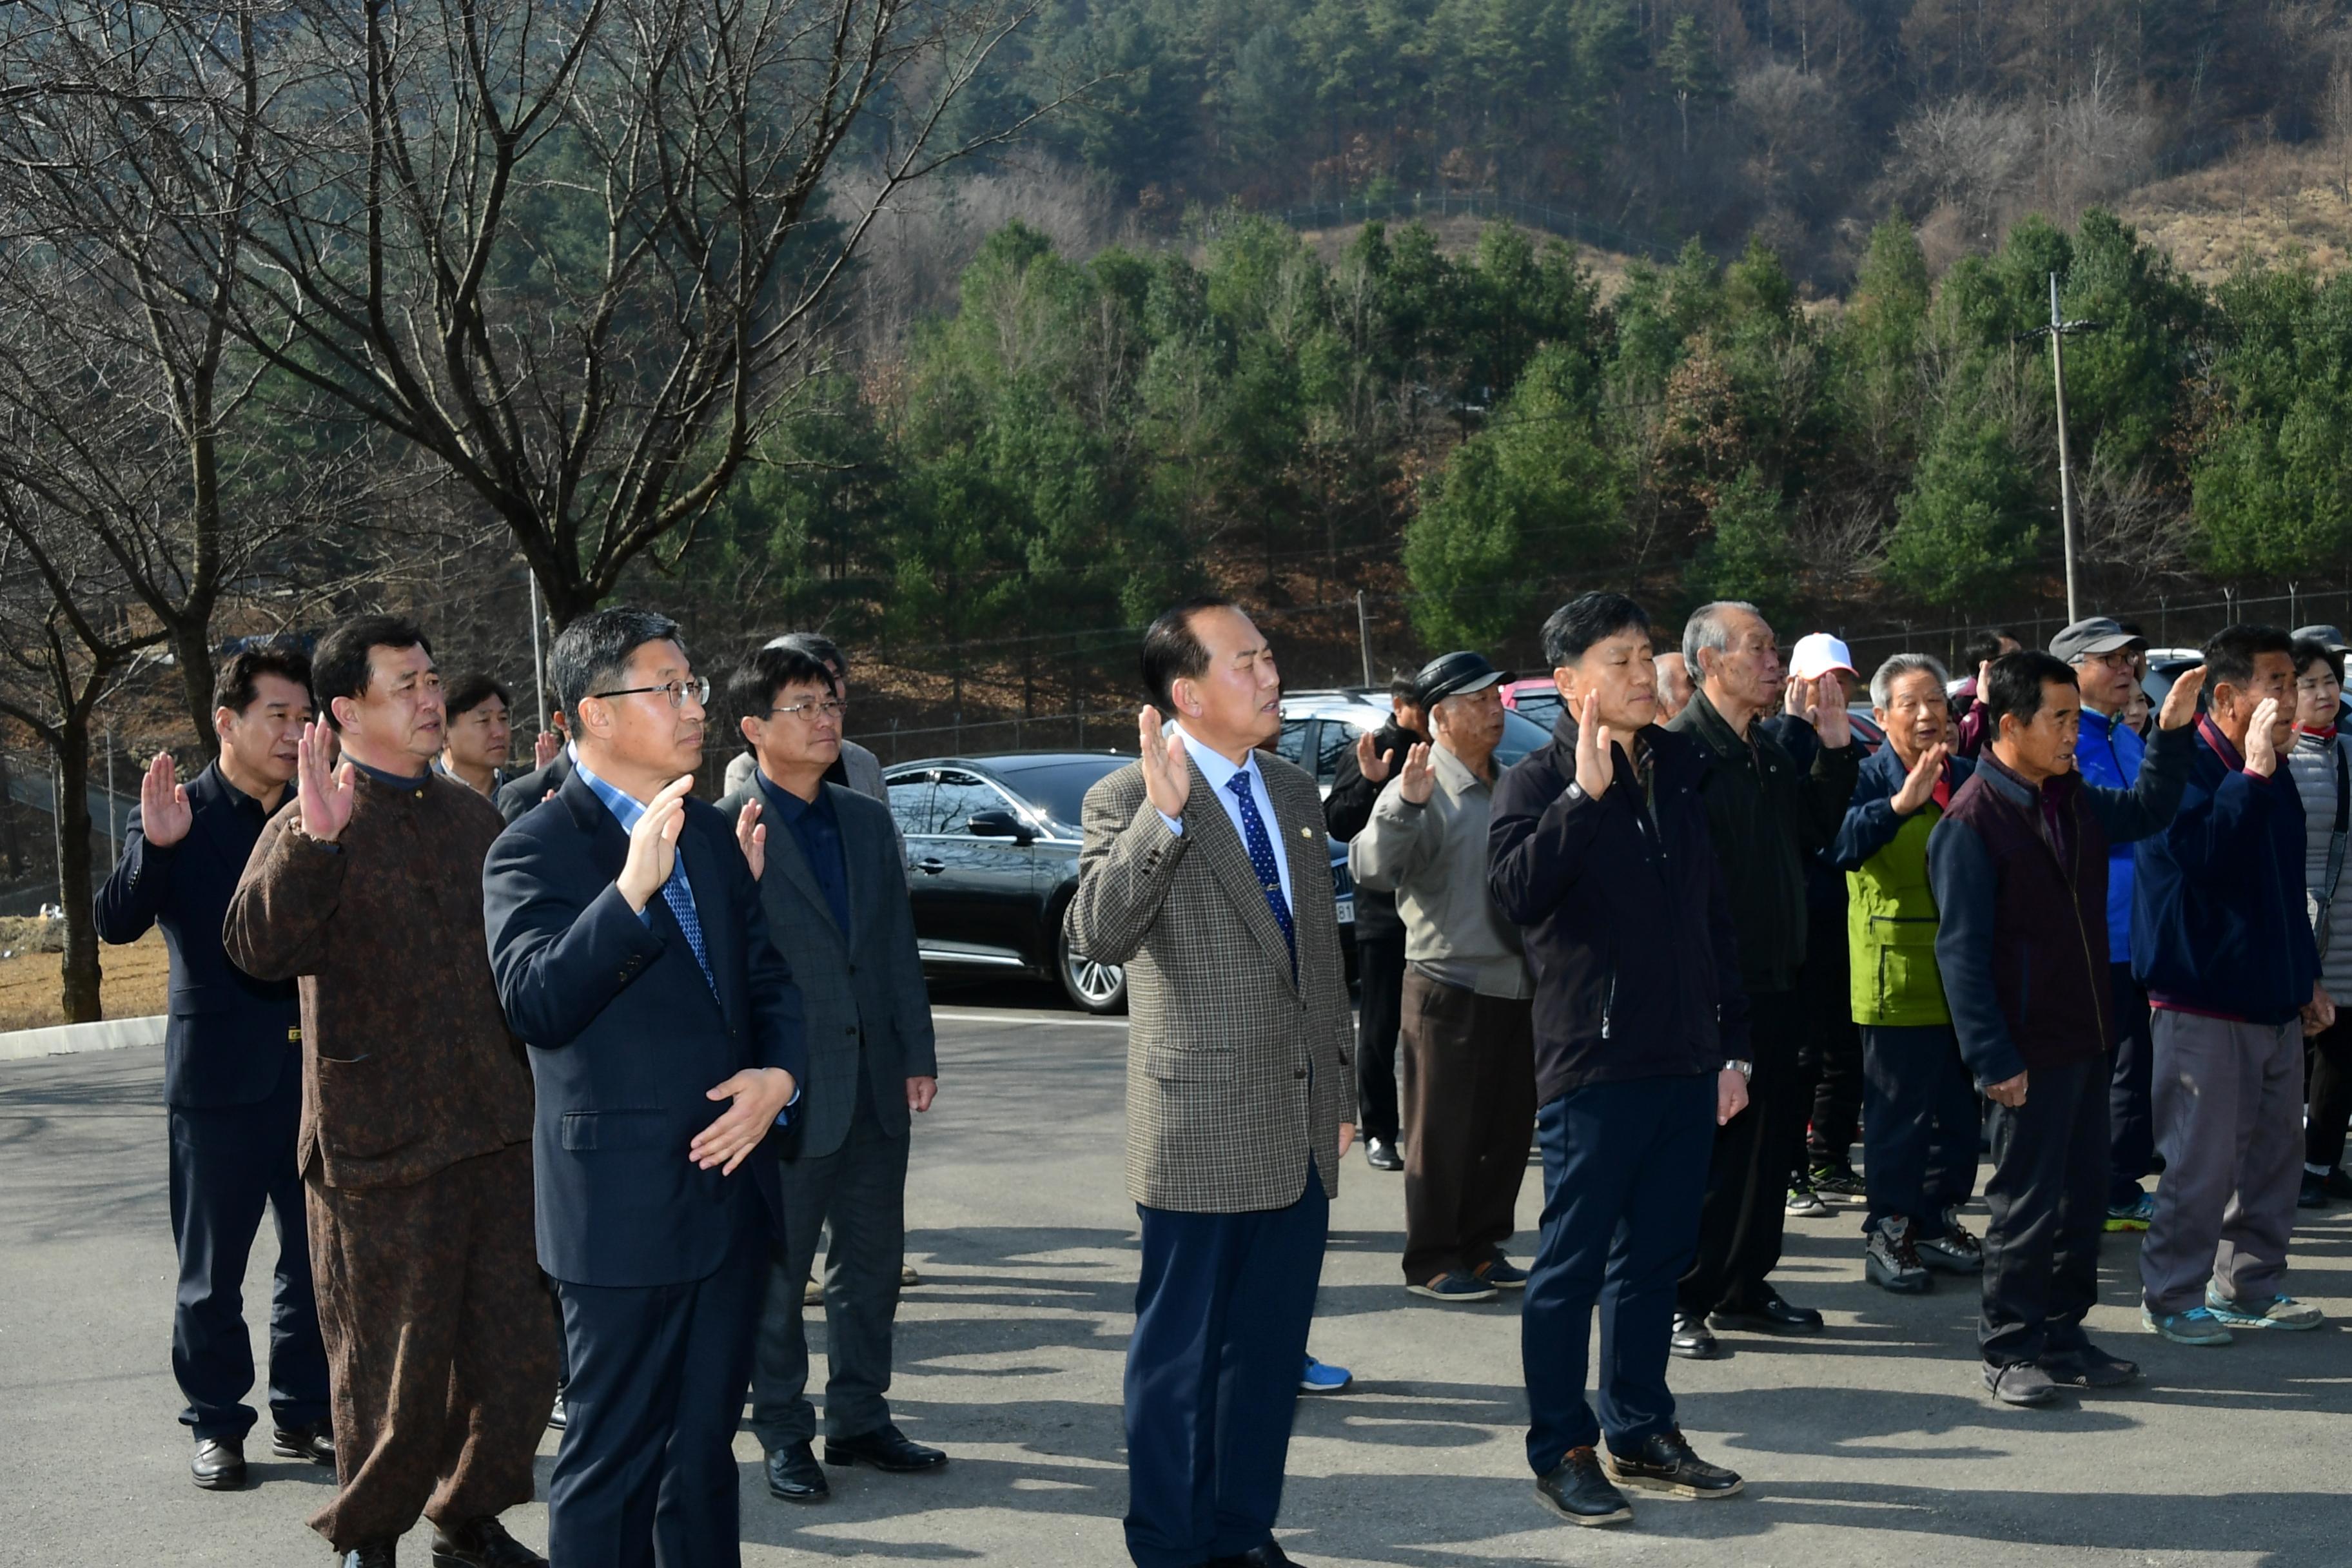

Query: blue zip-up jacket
[2132,717,2320,1025]
[1830,744,1978,871]
[2075,705,2144,965]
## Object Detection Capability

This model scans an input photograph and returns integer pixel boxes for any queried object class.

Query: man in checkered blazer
[1068,596,1355,1568]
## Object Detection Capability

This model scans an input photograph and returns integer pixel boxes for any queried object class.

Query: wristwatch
[1721,1059,1752,1079]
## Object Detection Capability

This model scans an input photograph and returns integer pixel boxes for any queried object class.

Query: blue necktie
[661,850,718,998]
[1226,771,1295,971]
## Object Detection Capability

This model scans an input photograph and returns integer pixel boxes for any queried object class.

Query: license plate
[1335,899,1355,924]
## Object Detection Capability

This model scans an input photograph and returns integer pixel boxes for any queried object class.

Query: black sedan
[883,751,1357,1014]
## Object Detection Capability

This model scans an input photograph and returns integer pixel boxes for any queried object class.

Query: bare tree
[197,0,1076,628]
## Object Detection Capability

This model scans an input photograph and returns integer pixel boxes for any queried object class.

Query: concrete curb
[0,1014,165,1061]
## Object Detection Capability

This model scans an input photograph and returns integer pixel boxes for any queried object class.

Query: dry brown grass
[2120,142,2352,284]
[0,928,170,1032]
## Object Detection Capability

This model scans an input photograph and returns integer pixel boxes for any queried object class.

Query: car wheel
[1055,921,1127,1014]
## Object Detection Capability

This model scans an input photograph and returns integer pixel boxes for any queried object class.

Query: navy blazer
[482,769,807,1288]
[93,763,300,1110]
[494,750,573,824]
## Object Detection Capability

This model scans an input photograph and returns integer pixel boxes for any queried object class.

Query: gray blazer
[725,738,885,803]
[718,778,937,1161]
[1066,754,1353,1214]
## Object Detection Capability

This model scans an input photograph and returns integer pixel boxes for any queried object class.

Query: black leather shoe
[1364,1137,1403,1171]
[1668,1310,1720,1360]
[545,1393,566,1431]
[1533,1446,1632,1526]
[342,1543,397,1568]
[824,1424,948,1473]
[272,1422,335,1465]
[1208,1545,1299,1568]
[1603,1426,1744,1498]
[191,1435,246,1491]
[1710,1287,1824,1335]
[430,1516,545,1567]
[765,1442,829,1504]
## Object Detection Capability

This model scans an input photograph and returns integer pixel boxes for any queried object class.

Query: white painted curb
[0,1014,166,1061]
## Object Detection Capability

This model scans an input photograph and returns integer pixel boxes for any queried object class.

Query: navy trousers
[166,1054,328,1441]
[1522,1073,1715,1474]
[551,1222,765,1568]
[1981,1057,2106,1366]
[1859,1024,1981,1238]
[2107,963,2157,1207]
[1124,1175,1327,1568]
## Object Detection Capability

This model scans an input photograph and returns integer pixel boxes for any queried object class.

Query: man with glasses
[725,632,886,803]
[225,616,554,1568]
[2050,618,2163,1234]
[485,608,804,1568]
[719,642,945,1505]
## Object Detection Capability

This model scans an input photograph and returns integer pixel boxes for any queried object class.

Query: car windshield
[1510,688,1565,731]
[990,757,1131,831]
[1494,707,1552,767]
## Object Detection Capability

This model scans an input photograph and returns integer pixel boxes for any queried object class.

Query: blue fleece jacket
[2075,705,2144,965]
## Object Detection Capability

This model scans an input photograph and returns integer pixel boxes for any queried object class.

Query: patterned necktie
[662,850,718,998]
[1226,770,1295,970]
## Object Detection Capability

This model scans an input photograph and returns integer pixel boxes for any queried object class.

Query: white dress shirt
[1155,723,1295,910]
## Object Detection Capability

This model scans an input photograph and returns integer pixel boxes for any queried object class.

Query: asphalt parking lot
[5,980,2351,1567]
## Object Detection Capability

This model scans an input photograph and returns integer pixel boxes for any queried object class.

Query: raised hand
[1890,742,1950,815]
[1573,690,1616,799]
[139,752,193,847]
[295,720,356,843]
[1355,728,1395,784]
[734,798,767,880]
[1815,674,1853,748]
[2156,664,2206,731]
[616,774,694,912]
[2244,696,2283,778]
[1396,741,1436,805]
[690,1066,796,1174]
[534,728,562,767]
[1785,675,1818,722]
[1137,705,1191,818]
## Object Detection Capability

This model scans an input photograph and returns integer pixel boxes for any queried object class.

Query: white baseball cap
[1788,632,1857,681]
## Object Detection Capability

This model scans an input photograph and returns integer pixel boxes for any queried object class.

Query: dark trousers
[167,1057,329,1441]
[552,1220,766,1568]
[2108,963,2157,1207]
[1797,904,1863,1170]
[1354,930,1407,1145]
[750,1090,910,1447]
[1979,1057,2105,1366]
[2306,1014,2352,1171]
[1680,987,1805,1313]
[1398,972,1536,1283]
[306,1145,554,1551]
[1124,1177,1326,1568]
[1859,1024,1979,1237]
[1522,1073,1714,1471]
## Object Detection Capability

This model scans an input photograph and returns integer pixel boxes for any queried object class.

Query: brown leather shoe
[191,1435,246,1491]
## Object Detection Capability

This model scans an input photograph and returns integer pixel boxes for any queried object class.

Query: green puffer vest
[1847,803,1950,1027]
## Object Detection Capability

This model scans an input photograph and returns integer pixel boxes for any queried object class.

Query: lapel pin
[1298,825,1311,838]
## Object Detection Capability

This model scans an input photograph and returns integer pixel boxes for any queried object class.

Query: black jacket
[1489,714,1750,1106]
[1324,719,1420,940]
[93,762,302,1109]
[494,749,574,823]
[1668,690,1861,992]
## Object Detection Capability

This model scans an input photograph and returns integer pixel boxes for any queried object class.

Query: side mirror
[967,808,1034,845]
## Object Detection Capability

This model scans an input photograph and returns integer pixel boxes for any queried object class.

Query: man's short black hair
[312,615,433,732]
[550,608,687,718]
[726,643,838,725]
[1983,650,2076,732]
[768,631,847,679]
[445,673,511,721]
[2204,623,2295,694]
[1541,593,1650,668]
[1388,672,1421,707]
[1141,595,1237,711]
[1965,629,2022,669]
[212,641,313,718]
[2293,637,2345,685]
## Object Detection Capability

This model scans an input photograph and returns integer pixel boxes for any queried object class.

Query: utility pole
[1356,591,1375,687]
[2022,273,2105,625]
[527,570,547,733]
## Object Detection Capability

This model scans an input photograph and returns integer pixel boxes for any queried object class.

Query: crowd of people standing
[83,583,2352,1565]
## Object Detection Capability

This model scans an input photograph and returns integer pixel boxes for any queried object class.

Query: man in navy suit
[484,607,805,1568]
[95,641,333,1491]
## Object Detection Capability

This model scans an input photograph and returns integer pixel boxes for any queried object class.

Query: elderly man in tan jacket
[1351,651,1536,1304]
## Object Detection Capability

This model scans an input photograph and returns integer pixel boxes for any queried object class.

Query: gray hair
[1682,601,1763,681]
[1869,652,1951,710]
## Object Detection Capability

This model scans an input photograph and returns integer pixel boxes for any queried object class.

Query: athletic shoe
[1809,1162,1867,1200]
[2300,1170,2329,1210]
[1407,1270,1499,1303]
[2204,1286,2326,1331]
[1300,1355,1352,1395]
[1785,1183,1829,1217]
[1473,1257,1530,1290]
[1864,1217,1931,1293]
[1917,1211,1984,1273]
[2141,1304,2233,1346]
[2105,1191,2156,1232]
[1982,1360,2059,1406]
[2042,1342,2139,1387]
